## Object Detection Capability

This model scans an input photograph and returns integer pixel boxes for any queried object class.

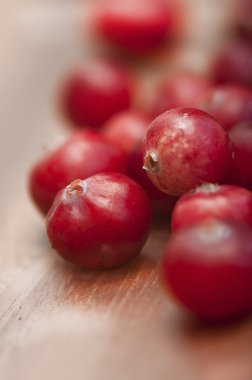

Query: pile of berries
[29,0,252,322]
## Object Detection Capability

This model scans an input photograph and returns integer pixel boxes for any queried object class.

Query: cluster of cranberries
[29,0,252,322]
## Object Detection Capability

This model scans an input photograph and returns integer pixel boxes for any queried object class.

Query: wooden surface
[1,1,252,379]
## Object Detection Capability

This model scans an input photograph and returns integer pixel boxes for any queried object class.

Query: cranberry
[171,183,252,231]
[60,60,132,128]
[201,84,252,130]
[212,40,252,86]
[29,130,129,215]
[161,219,252,321]
[228,122,252,191]
[46,173,152,269]
[93,0,174,54]
[102,111,150,154]
[152,72,212,118]
[142,108,232,196]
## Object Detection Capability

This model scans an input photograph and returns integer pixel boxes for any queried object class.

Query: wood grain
[1,1,252,379]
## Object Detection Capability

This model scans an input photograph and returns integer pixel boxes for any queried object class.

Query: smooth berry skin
[161,219,252,321]
[94,0,174,54]
[171,184,252,232]
[152,72,212,118]
[29,130,129,215]
[228,122,252,191]
[142,108,232,196]
[46,173,152,270]
[61,61,131,128]
[102,111,150,154]
[201,84,252,130]
[213,40,252,86]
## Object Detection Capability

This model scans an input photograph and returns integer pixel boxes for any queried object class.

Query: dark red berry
[228,122,252,191]
[142,108,232,196]
[93,0,174,53]
[29,130,129,215]
[102,111,149,154]
[152,72,211,118]
[212,40,252,86]
[46,173,152,269]
[161,219,252,321]
[171,183,252,231]
[60,60,132,128]
[201,84,252,130]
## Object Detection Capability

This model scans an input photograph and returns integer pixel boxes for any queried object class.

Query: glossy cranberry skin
[171,183,252,231]
[142,108,232,196]
[61,61,132,128]
[161,219,252,321]
[29,130,129,215]
[152,72,212,118]
[228,122,252,190]
[94,0,174,53]
[201,84,252,130]
[102,111,149,154]
[46,173,152,269]
[213,40,252,86]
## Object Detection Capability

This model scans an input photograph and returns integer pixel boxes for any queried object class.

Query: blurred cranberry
[93,0,174,54]
[29,130,129,215]
[152,72,212,118]
[228,122,252,191]
[201,84,252,130]
[102,111,149,153]
[60,60,132,128]
[212,39,252,87]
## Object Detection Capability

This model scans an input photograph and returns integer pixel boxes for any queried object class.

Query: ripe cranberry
[201,84,252,130]
[152,72,212,118]
[29,130,129,215]
[102,111,150,153]
[46,173,152,269]
[60,60,132,128]
[93,0,174,54]
[142,108,232,196]
[228,122,252,191]
[212,40,252,87]
[161,219,252,321]
[171,183,252,231]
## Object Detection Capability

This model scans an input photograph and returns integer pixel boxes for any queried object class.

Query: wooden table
[1,1,252,379]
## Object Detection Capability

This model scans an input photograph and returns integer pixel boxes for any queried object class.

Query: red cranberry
[93,0,174,54]
[228,122,252,191]
[201,84,252,130]
[29,130,129,215]
[142,108,232,196]
[102,111,150,154]
[161,219,252,321]
[152,72,212,118]
[171,183,252,231]
[60,60,132,128]
[46,173,152,269]
[212,40,252,87]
